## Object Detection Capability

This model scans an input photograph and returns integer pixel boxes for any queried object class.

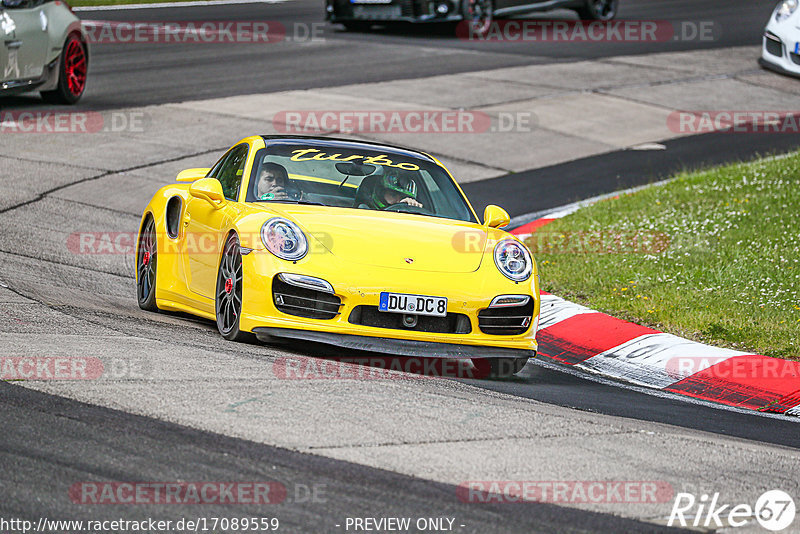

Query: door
[183,144,248,299]
[1,7,17,81]
[1,0,48,82]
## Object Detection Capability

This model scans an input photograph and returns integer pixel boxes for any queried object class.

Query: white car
[1,0,89,104]
[761,0,800,77]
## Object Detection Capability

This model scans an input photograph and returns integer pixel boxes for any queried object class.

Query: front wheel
[461,0,494,36]
[41,34,87,105]
[576,0,618,20]
[136,217,159,312]
[216,234,255,342]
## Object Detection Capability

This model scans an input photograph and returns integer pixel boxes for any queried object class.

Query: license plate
[379,292,447,317]
[352,4,401,18]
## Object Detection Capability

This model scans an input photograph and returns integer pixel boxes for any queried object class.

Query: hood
[268,205,487,273]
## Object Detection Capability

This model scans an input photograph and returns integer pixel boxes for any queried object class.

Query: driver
[255,163,291,201]
[363,168,422,210]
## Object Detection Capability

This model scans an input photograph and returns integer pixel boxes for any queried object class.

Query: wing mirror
[483,205,510,228]
[189,178,226,208]
[176,168,211,182]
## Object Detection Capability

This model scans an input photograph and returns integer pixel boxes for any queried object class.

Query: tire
[576,0,618,20]
[474,357,529,379]
[41,34,88,105]
[215,233,255,343]
[136,217,159,312]
[460,0,494,36]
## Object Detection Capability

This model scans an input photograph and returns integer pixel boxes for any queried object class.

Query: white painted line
[508,176,675,230]
[542,205,581,220]
[509,147,799,230]
[629,142,666,151]
[73,0,288,12]
[788,405,800,417]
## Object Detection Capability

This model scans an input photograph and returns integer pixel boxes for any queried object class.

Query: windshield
[245,143,476,223]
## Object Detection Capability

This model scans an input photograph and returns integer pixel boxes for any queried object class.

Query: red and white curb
[511,215,800,417]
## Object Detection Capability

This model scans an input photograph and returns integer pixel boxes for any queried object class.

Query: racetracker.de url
[0,516,280,533]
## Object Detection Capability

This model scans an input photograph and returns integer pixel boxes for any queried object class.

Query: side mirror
[176,168,211,182]
[189,178,226,208]
[483,205,510,228]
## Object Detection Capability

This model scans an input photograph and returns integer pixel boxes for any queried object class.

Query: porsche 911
[136,136,540,377]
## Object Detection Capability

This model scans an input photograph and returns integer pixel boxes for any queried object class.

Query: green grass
[69,0,205,6]
[529,151,800,361]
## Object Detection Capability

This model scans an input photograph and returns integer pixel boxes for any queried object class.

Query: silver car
[1,0,88,104]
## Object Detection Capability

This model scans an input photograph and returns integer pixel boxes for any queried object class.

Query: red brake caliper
[142,251,150,266]
[225,278,233,294]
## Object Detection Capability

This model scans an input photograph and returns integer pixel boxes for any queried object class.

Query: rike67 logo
[669,490,796,531]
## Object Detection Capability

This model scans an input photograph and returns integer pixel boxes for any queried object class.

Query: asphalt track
[2,0,800,532]
[0,0,782,109]
[1,382,690,533]
[463,130,800,217]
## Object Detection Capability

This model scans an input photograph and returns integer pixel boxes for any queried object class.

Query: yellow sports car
[136,136,540,377]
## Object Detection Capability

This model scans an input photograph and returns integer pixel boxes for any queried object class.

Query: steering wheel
[384,203,432,215]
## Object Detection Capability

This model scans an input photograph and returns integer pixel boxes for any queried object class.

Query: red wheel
[42,34,87,105]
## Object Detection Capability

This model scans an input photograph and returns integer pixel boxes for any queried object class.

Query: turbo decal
[289,149,421,171]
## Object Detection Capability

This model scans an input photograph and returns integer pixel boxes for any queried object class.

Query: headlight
[493,239,532,282]
[261,218,308,261]
[776,0,798,22]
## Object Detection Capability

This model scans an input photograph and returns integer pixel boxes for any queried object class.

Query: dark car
[326,0,618,33]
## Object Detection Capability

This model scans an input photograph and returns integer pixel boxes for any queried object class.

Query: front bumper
[255,327,536,359]
[237,249,540,354]
[761,20,800,77]
[0,58,59,97]
[326,0,463,23]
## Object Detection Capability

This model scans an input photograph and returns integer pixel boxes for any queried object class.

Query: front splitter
[253,327,535,360]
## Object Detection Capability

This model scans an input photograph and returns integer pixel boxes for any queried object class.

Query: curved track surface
[0,0,781,109]
[3,383,686,533]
